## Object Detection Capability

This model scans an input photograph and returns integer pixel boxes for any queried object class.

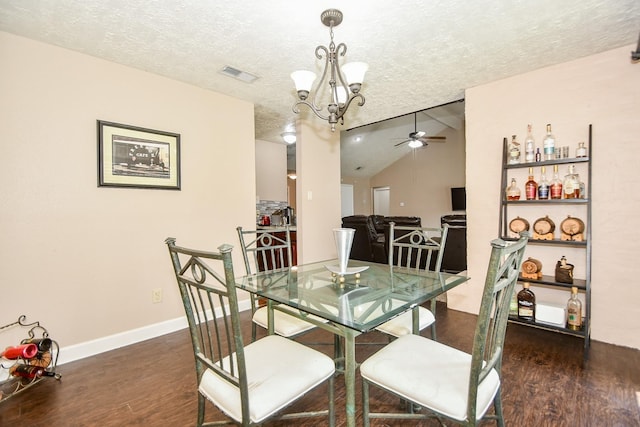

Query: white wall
[0,32,257,356]
[450,44,640,350]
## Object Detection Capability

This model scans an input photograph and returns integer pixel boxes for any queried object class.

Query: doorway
[373,187,390,216]
[341,184,354,218]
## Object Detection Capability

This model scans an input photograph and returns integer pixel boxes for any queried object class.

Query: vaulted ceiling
[1,1,638,177]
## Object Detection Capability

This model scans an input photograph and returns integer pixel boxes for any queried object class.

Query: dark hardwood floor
[1,304,639,426]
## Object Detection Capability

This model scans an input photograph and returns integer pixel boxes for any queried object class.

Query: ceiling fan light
[408,139,423,148]
[281,132,297,144]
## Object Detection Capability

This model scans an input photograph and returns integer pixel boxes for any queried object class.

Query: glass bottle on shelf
[525,167,537,200]
[563,164,580,199]
[517,282,536,321]
[506,178,521,200]
[566,286,583,330]
[535,148,541,162]
[508,135,521,164]
[543,123,556,161]
[576,142,587,158]
[524,124,535,163]
[550,164,563,199]
[537,166,549,200]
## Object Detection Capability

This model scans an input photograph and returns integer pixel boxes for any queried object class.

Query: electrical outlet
[152,288,163,304]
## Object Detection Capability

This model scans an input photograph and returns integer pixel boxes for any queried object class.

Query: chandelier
[291,9,368,132]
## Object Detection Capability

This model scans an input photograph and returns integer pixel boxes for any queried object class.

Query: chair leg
[494,388,505,427]
[362,378,370,427]
[251,321,257,342]
[328,375,336,427]
[197,392,206,427]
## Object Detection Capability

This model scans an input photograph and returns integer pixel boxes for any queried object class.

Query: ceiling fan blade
[417,135,446,143]
[394,139,411,147]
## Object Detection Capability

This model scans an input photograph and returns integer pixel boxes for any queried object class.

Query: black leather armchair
[341,215,386,263]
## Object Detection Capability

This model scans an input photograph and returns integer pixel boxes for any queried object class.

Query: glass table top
[236,259,469,333]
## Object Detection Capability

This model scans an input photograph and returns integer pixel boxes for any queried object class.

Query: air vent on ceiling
[220,66,259,83]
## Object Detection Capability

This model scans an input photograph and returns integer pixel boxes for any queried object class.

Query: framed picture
[97,120,181,190]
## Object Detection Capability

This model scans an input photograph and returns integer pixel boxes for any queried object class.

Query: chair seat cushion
[252,306,323,337]
[374,306,435,337]
[199,335,335,424]
[360,333,500,422]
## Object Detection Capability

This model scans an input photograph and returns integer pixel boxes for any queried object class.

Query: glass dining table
[235,258,469,427]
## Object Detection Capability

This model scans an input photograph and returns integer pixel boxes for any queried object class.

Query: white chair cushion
[360,333,500,422]
[252,306,324,337]
[199,334,335,424]
[374,306,435,337]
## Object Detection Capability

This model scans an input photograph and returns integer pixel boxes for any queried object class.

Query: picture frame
[97,120,181,190]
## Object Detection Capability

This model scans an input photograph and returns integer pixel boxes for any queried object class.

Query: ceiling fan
[394,112,446,148]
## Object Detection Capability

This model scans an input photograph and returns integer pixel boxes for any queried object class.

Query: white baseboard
[57,300,252,365]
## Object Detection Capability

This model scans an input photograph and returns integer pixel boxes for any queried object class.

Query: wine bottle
[22,338,52,352]
[524,124,535,163]
[550,164,563,199]
[537,166,549,200]
[1,343,38,360]
[543,123,555,161]
[517,282,536,321]
[566,287,583,330]
[9,364,58,379]
[525,167,537,200]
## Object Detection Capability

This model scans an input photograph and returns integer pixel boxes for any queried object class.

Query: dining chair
[360,234,529,427]
[375,222,449,340]
[236,226,323,342]
[165,238,335,427]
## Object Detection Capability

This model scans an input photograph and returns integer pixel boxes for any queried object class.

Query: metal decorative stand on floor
[0,315,61,403]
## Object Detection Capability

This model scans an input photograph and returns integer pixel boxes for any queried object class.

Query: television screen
[451,187,466,211]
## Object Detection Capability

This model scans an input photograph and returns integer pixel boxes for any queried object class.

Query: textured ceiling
[1,1,638,177]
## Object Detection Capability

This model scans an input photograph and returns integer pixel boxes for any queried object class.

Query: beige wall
[296,120,342,263]
[341,176,372,215]
[369,126,466,226]
[255,139,287,202]
[451,44,640,350]
[0,32,256,353]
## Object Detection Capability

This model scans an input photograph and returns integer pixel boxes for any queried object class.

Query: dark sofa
[341,214,467,273]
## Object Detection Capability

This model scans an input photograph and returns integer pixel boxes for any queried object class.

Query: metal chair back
[388,222,449,272]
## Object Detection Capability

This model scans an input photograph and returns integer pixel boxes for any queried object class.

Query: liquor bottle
[576,142,587,158]
[563,164,580,199]
[550,164,563,199]
[537,166,549,200]
[543,123,556,161]
[524,124,535,163]
[508,135,521,164]
[525,167,537,200]
[517,282,536,321]
[566,286,583,330]
[505,178,521,200]
[535,148,541,162]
